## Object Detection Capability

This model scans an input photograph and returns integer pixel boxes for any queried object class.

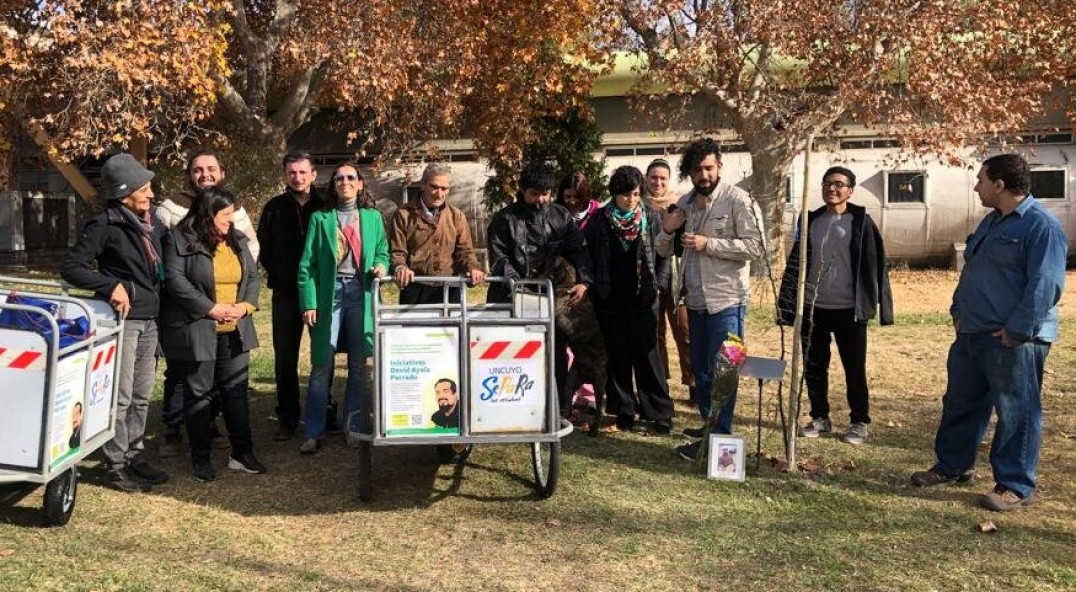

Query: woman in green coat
[297,163,389,453]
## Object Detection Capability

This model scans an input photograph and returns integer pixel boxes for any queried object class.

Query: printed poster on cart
[469,326,547,434]
[381,326,460,436]
[49,349,89,468]
[83,337,119,445]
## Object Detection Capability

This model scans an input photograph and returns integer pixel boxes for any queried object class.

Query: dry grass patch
[1,272,1075,591]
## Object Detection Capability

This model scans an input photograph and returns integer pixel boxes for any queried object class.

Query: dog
[542,256,608,436]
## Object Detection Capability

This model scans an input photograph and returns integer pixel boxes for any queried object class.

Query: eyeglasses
[334,174,359,182]
[821,180,851,189]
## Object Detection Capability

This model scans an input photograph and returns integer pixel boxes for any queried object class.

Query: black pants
[176,332,253,461]
[801,307,871,424]
[271,290,304,429]
[595,302,673,423]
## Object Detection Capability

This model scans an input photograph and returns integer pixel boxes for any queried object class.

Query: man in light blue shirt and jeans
[911,154,1068,512]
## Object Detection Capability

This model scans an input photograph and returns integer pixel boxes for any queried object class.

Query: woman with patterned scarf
[582,166,673,434]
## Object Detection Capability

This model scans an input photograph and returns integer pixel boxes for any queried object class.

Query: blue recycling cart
[0,276,123,526]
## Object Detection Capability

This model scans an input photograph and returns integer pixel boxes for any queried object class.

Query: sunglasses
[821,181,850,189]
[334,174,359,182]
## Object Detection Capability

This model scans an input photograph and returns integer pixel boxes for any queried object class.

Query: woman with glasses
[160,186,264,482]
[297,163,389,454]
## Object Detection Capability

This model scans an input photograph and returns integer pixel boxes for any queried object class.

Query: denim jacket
[951,195,1068,343]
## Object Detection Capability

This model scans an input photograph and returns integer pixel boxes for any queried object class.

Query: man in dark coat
[62,153,170,492]
[256,151,333,440]
[777,165,894,445]
[485,162,595,413]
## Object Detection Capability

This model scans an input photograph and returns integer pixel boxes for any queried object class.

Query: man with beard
[390,163,485,304]
[257,152,339,441]
[656,138,765,460]
[430,378,460,428]
[485,161,595,415]
[155,150,260,457]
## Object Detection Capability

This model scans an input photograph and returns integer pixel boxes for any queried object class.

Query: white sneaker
[799,417,832,438]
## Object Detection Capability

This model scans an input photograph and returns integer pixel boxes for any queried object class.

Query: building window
[784,176,793,204]
[1030,169,1067,200]
[884,171,926,204]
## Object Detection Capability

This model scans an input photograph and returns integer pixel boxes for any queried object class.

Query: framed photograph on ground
[707,435,746,482]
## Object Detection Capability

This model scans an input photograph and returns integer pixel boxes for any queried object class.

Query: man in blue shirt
[911,154,1068,512]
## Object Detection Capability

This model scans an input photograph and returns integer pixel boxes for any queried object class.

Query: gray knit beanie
[102,153,154,200]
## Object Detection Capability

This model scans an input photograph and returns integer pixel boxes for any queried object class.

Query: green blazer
[297,207,390,366]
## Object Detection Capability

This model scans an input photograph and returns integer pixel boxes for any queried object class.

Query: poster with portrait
[380,326,460,437]
[49,350,89,468]
[707,435,746,482]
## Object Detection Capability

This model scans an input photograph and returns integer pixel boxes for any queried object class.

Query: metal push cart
[0,277,122,526]
[348,277,572,501]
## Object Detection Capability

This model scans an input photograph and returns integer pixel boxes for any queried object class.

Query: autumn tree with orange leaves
[614,0,1076,242]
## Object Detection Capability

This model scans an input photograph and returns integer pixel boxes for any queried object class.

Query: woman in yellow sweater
[161,186,263,482]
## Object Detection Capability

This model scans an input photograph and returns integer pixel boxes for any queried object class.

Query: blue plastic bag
[0,293,91,348]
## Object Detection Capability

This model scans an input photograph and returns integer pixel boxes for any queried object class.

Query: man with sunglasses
[777,166,893,446]
[390,163,484,304]
[257,151,333,441]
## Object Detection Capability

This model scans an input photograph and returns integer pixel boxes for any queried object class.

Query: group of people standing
[61,141,1066,514]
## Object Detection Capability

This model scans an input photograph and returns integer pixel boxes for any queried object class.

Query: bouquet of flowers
[696,333,747,468]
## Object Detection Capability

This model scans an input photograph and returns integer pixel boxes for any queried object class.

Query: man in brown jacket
[390,163,485,304]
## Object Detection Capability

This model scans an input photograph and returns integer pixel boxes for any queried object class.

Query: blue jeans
[688,305,746,434]
[932,333,1048,499]
[306,278,369,439]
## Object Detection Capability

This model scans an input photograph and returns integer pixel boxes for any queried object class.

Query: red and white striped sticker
[470,340,543,360]
[92,343,116,371]
[0,347,45,371]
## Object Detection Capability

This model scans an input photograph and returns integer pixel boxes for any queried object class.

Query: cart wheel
[43,468,78,527]
[436,443,473,465]
[530,441,560,499]
[357,441,372,502]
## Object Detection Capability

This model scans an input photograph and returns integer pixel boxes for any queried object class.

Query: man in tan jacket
[656,138,765,460]
[390,163,485,304]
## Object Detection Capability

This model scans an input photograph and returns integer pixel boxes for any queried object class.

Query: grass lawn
[1,270,1074,591]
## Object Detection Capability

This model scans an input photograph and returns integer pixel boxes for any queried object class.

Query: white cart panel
[0,328,48,469]
[468,325,547,434]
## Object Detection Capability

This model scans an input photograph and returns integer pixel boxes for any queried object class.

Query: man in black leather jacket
[485,162,595,413]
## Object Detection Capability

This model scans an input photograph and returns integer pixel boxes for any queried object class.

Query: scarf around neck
[607,204,645,251]
[119,205,162,280]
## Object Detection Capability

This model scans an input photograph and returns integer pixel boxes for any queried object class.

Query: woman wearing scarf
[160,186,263,482]
[555,171,601,230]
[583,166,673,433]
[297,163,389,454]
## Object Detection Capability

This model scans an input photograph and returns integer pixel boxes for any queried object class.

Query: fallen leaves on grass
[977,521,998,533]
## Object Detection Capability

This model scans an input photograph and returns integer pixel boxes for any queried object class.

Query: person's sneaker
[273,423,296,442]
[676,441,701,461]
[652,420,672,435]
[841,422,869,445]
[299,438,321,455]
[192,459,215,483]
[910,468,975,487]
[157,426,182,458]
[799,417,832,438]
[128,458,169,485]
[980,485,1031,512]
[683,425,707,438]
[106,468,147,493]
[228,452,267,474]
[615,415,635,431]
